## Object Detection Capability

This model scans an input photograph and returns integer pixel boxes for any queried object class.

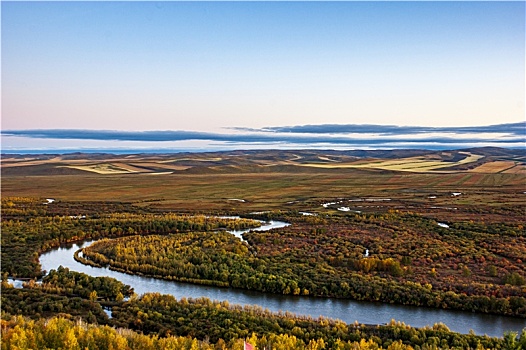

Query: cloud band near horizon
[2,122,524,148]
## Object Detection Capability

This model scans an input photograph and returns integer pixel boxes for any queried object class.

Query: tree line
[80,218,526,317]
[1,197,260,278]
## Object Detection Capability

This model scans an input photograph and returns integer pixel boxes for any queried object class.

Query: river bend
[39,220,525,337]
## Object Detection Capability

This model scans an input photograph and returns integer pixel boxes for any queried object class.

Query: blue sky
[1,1,525,151]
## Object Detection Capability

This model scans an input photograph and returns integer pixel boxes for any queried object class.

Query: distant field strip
[296,153,484,172]
[60,164,138,174]
[1,157,63,167]
[167,157,223,162]
[469,161,526,174]
[457,152,484,164]
[111,162,154,173]
[57,161,191,174]
[503,164,526,174]
[128,162,191,171]
[317,156,339,162]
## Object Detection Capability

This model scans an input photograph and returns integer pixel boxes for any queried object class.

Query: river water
[38,220,524,337]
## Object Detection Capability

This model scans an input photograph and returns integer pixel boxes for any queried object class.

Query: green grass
[2,170,524,212]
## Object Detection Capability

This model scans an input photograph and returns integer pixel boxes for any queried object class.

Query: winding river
[38,220,524,337]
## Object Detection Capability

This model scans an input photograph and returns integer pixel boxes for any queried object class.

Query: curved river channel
[39,220,524,337]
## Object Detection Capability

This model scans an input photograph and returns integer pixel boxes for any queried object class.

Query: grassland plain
[1,170,524,211]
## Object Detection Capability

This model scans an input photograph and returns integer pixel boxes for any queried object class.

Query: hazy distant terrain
[2,147,524,176]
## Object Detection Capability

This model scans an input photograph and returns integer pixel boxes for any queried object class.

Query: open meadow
[2,148,525,211]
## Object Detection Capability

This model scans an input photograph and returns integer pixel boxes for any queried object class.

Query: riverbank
[40,238,526,337]
[3,198,525,336]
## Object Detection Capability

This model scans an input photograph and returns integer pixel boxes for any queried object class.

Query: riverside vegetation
[1,197,525,349]
[79,211,526,316]
[1,197,260,278]
[2,277,526,350]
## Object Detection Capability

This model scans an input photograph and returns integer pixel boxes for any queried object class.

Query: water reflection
[37,224,525,337]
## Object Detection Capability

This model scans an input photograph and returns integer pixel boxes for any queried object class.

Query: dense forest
[1,266,133,322]
[3,288,526,349]
[1,197,261,278]
[79,210,526,317]
[2,197,525,349]
[6,315,525,350]
[110,292,522,349]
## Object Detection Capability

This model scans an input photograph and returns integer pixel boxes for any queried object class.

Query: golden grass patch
[168,157,223,163]
[317,156,338,162]
[61,164,137,174]
[469,161,517,173]
[457,152,484,164]
[295,153,484,173]
[0,157,63,167]
[296,159,449,172]
[111,162,154,173]
[503,164,526,174]
[129,162,191,171]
